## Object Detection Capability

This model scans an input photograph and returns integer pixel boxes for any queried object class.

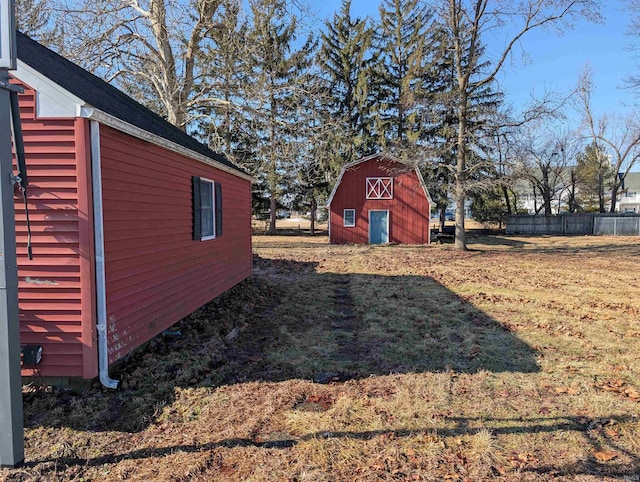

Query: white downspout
[89,120,119,389]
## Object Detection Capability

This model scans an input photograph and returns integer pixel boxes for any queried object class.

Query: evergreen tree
[424,23,502,231]
[575,141,614,212]
[196,1,254,163]
[470,186,507,226]
[317,0,376,169]
[244,0,316,234]
[371,0,435,153]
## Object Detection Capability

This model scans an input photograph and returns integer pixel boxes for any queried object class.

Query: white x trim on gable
[366,177,393,199]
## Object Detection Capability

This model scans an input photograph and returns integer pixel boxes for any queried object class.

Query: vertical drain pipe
[90,120,119,389]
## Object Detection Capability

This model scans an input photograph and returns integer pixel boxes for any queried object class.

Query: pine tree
[371,0,435,153]
[424,23,502,231]
[196,1,253,163]
[244,0,316,234]
[317,0,376,169]
[575,142,614,212]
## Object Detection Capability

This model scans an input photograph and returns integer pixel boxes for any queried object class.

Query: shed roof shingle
[16,32,245,175]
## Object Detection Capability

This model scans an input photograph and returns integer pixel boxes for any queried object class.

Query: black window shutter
[215,182,223,236]
[193,176,202,240]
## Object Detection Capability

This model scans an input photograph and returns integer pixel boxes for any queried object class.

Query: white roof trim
[15,60,84,118]
[415,167,434,205]
[326,153,432,207]
[12,65,251,182]
[83,107,252,181]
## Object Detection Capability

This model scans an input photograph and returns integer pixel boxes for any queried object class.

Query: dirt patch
[330,276,361,364]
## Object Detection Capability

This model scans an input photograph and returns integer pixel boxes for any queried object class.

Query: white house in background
[515,178,574,215]
[617,172,640,213]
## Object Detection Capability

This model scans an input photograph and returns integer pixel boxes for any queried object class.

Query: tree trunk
[510,188,520,215]
[439,205,446,232]
[610,183,620,213]
[454,92,468,250]
[568,170,577,213]
[268,85,277,235]
[542,169,552,215]
[543,192,552,216]
[598,171,605,213]
[455,179,466,249]
[310,196,317,236]
[269,194,277,235]
[502,185,513,215]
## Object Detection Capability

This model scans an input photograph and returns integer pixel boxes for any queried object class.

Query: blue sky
[312,0,638,123]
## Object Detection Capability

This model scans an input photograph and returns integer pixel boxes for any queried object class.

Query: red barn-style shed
[327,154,431,245]
[12,33,252,387]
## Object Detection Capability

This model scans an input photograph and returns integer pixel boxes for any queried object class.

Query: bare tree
[53,0,233,130]
[485,121,523,216]
[438,0,601,250]
[577,66,640,212]
[516,129,575,215]
[16,0,59,41]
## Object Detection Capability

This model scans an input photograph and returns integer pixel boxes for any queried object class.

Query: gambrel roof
[326,153,432,206]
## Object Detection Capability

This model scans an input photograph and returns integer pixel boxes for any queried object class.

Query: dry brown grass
[2,234,640,481]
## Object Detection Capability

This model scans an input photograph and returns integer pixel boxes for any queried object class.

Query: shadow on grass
[205,255,540,389]
[469,235,532,248]
[24,254,540,435]
[474,235,640,256]
[27,414,640,479]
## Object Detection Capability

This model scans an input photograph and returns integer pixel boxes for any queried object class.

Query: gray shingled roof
[16,32,245,175]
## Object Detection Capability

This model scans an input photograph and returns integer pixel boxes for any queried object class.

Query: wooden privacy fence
[506,214,640,236]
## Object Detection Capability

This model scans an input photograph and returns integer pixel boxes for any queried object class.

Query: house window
[625,191,637,198]
[193,176,223,240]
[344,209,355,227]
[366,177,393,199]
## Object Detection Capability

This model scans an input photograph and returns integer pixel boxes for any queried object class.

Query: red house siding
[99,126,252,364]
[13,82,97,378]
[329,157,430,245]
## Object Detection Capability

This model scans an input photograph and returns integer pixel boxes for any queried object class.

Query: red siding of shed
[329,157,430,244]
[13,81,97,378]
[99,126,252,364]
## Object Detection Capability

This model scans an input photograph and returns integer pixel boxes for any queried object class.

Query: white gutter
[90,120,119,390]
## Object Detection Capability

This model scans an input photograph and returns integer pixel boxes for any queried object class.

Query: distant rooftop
[622,172,640,191]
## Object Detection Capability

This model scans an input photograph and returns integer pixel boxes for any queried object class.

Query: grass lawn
[3,234,640,481]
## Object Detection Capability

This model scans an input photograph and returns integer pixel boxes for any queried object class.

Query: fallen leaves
[12,236,640,482]
[594,379,640,401]
[555,381,581,395]
[593,450,618,462]
[507,452,539,469]
[604,427,620,438]
[295,393,335,411]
